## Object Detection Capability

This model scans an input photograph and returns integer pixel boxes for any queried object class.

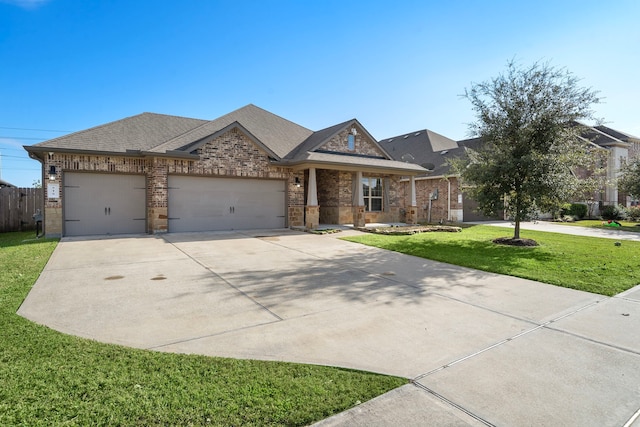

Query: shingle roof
[285,118,389,161]
[284,119,354,160]
[0,178,17,188]
[26,104,428,174]
[594,125,640,142]
[31,113,207,153]
[152,104,313,158]
[379,129,460,176]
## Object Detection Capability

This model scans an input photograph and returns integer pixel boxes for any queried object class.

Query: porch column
[352,171,365,227]
[305,167,319,229]
[406,175,418,224]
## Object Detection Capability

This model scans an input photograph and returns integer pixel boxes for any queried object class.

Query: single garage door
[168,176,286,232]
[64,173,146,236]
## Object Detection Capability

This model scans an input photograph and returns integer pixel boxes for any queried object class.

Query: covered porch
[295,165,421,230]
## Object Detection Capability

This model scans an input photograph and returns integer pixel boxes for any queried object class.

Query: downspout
[447,178,451,222]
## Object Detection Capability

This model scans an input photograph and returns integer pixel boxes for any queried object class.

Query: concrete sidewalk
[17,228,640,426]
[474,220,640,241]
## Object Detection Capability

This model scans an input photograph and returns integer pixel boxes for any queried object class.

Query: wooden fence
[0,187,43,233]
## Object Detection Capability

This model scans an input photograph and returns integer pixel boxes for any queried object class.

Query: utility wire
[0,147,28,151]
[0,136,46,141]
[0,126,72,132]
[1,154,37,160]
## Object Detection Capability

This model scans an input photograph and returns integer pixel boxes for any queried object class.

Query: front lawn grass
[0,231,405,426]
[343,225,640,296]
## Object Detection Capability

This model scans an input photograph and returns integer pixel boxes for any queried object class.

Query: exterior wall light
[49,165,56,181]
[295,177,301,188]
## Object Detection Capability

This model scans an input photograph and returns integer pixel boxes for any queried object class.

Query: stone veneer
[316,170,402,224]
[319,125,387,157]
[401,177,462,223]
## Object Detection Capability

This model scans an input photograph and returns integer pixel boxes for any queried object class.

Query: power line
[0,136,46,141]
[1,154,37,160]
[0,126,72,132]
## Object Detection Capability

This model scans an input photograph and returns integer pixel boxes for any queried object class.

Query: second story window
[348,134,355,151]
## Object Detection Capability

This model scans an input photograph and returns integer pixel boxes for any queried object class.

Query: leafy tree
[619,157,640,198]
[456,61,600,240]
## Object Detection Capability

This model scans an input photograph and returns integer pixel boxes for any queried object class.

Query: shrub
[627,206,640,221]
[558,203,572,219]
[601,204,628,220]
[568,203,587,219]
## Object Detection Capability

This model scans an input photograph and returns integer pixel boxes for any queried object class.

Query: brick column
[147,159,168,234]
[407,175,418,224]
[352,205,365,227]
[406,206,418,224]
[305,205,319,229]
[352,171,365,227]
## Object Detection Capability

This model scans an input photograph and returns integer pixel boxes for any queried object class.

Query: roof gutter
[272,159,428,175]
[24,145,199,160]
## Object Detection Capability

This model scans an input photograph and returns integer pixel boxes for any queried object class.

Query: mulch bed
[356,225,463,235]
[493,237,539,247]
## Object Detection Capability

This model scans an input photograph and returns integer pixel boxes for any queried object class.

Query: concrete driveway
[18,229,640,426]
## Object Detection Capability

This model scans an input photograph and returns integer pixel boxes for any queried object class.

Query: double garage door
[168,176,286,232]
[63,173,286,236]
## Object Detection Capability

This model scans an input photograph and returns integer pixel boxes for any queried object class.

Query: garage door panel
[64,173,146,236]
[168,176,285,232]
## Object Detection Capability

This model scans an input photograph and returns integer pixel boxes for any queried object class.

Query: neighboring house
[580,125,640,207]
[0,178,17,188]
[24,104,426,237]
[381,123,640,222]
[380,130,499,222]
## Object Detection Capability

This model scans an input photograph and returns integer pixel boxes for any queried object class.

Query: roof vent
[388,138,394,142]
[440,150,448,155]
[414,132,421,136]
[403,135,409,139]
[401,153,415,162]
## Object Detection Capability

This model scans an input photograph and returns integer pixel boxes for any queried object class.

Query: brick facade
[41,125,412,235]
[42,128,307,235]
[319,126,386,157]
[401,177,463,223]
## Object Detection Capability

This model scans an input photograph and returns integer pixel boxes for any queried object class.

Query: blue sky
[1,0,638,187]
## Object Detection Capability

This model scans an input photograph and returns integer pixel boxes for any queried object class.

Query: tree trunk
[513,219,521,239]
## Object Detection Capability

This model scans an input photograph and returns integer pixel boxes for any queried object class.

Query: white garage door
[64,173,146,236]
[168,176,286,232]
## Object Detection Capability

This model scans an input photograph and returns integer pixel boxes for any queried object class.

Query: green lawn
[0,231,405,426]
[550,219,640,233]
[343,225,640,296]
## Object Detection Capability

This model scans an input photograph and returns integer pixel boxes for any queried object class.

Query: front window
[363,177,383,211]
[347,134,355,151]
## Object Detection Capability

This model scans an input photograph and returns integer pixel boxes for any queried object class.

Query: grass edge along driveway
[0,231,405,426]
[342,224,640,297]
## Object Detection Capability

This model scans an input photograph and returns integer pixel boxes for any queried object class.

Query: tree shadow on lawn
[362,235,557,278]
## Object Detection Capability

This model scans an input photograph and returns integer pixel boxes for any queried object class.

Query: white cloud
[0,0,50,9]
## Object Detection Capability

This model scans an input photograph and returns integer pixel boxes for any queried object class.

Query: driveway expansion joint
[413,298,606,382]
[410,381,496,427]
